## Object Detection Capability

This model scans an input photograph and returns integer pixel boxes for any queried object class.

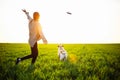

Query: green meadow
[0,43,120,80]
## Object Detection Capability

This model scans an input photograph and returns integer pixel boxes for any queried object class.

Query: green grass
[0,43,120,80]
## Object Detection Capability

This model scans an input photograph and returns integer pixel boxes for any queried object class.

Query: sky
[0,0,120,43]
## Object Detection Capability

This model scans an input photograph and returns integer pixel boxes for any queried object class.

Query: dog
[58,44,67,61]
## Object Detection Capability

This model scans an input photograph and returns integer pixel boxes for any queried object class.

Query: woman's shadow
[26,64,35,73]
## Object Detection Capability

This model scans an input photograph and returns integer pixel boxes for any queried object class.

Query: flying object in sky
[66,12,72,15]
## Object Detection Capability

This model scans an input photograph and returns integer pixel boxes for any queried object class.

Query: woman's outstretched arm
[22,9,32,21]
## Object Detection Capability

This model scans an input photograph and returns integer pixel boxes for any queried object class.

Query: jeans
[21,42,38,64]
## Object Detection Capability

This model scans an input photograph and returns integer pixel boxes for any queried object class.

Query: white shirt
[25,12,47,47]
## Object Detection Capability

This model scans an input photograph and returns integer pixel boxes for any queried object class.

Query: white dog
[58,44,67,61]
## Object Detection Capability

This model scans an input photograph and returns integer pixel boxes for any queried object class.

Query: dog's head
[58,44,65,53]
[58,44,64,49]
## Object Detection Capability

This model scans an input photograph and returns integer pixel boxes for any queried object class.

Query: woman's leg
[31,42,38,64]
[16,52,32,65]
[20,54,32,61]
[16,42,38,65]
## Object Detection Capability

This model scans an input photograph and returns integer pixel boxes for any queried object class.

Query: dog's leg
[58,54,60,61]
[64,57,66,61]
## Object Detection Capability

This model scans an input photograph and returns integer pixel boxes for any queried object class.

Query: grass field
[0,43,120,80]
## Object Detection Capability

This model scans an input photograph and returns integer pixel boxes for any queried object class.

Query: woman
[16,9,48,65]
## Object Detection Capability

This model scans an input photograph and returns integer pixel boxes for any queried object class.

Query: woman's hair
[33,12,40,21]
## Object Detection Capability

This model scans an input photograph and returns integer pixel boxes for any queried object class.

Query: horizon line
[0,42,120,44]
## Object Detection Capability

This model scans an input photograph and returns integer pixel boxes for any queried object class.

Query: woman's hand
[22,9,27,13]
[43,39,48,44]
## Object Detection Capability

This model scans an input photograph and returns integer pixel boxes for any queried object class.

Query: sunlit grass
[0,43,120,80]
